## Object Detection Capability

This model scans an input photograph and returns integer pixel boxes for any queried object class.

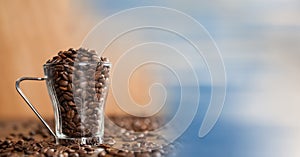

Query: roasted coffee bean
[84,146,94,152]
[66,110,75,119]
[122,135,137,142]
[61,73,69,81]
[63,93,73,101]
[66,148,75,153]
[97,151,106,157]
[79,81,88,88]
[46,148,55,156]
[58,51,67,59]
[29,131,36,136]
[77,149,87,156]
[69,144,80,150]
[67,84,72,91]
[55,65,65,71]
[64,57,74,63]
[80,56,89,62]
[59,86,68,91]
[68,101,76,107]
[22,135,33,141]
[59,80,68,87]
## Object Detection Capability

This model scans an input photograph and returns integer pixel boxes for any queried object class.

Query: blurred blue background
[83,0,300,156]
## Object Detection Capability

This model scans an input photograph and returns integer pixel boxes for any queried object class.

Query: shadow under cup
[44,61,110,145]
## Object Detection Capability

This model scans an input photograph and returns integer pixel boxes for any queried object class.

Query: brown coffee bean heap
[109,116,163,132]
[0,117,178,157]
[46,48,110,138]
[0,117,177,157]
[0,140,96,157]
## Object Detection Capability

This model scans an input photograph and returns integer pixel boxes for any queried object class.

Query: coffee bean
[68,101,75,107]
[84,146,94,152]
[55,64,64,71]
[98,151,106,157]
[70,152,80,157]
[46,148,55,156]
[65,57,74,62]
[66,110,75,119]
[58,51,67,59]
[67,87,73,94]
[66,148,75,153]
[59,80,68,87]
[104,138,115,146]
[61,73,69,81]
[80,56,89,62]
[63,93,73,101]
[77,149,87,156]
[85,109,93,115]
[69,144,80,150]
[68,74,73,82]
[59,86,68,91]
[22,135,33,141]
[73,115,80,124]
[79,81,88,88]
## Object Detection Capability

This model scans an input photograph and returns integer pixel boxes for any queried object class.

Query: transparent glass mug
[15,61,111,145]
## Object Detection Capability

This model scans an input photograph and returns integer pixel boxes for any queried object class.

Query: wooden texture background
[0,1,150,119]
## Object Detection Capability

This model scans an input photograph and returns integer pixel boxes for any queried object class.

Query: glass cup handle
[15,77,56,138]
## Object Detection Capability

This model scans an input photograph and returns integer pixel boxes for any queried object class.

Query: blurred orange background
[0,1,91,119]
[0,1,149,119]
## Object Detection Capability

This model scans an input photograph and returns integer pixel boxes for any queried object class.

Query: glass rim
[43,61,112,67]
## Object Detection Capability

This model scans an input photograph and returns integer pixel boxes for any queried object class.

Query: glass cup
[16,61,111,145]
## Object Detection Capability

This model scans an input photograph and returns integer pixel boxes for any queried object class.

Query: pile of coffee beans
[109,116,162,132]
[0,139,97,157]
[46,48,110,138]
[103,116,177,157]
[0,117,177,157]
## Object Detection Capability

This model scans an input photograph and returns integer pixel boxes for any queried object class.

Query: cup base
[56,136,103,145]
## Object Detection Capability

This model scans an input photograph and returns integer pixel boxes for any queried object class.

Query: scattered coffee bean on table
[0,117,177,156]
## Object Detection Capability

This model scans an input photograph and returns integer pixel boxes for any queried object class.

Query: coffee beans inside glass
[16,48,111,145]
